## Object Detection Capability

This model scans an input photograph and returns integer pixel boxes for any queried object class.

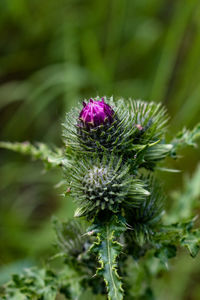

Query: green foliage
[0,267,58,300]
[90,216,126,300]
[181,229,200,258]
[1,96,200,300]
[123,256,155,300]
[167,164,200,223]
[171,123,200,156]
[0,263,86,300]
[0,141,64,169]
[143,144,173,165]
[154,219,200,259]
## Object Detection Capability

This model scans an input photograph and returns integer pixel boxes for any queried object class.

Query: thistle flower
[129,100,169,144]
[62,97,169,168]
[64,155,150,219]
[63,96,136,154]
[78,98,114,130]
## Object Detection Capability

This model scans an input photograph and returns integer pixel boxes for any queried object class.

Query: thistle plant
[1,96,200,300]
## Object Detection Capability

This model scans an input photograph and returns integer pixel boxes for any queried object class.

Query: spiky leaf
[153,219,200,259]
[0,141,64,169]
[171,123,200,156]
[90,216,126,300]
[0,268,58,300]
[181,229,200,258]
[167,164,200,223]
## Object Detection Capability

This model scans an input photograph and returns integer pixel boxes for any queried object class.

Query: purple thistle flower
[78,98,114,129]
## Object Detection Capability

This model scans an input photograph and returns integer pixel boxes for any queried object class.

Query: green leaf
[171,123,200,155]
[166,164,200,223]
[90,216,126,300]
[124,256,155,300]
[153,219,200,259]
[0,141,64,169]
[0,264,85,300]
[155,244,177,266]
[0,267,58,300]
[60,267,84,300]
[181,229,200,258]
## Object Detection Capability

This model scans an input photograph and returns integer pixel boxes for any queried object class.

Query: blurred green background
[0,0,200,299]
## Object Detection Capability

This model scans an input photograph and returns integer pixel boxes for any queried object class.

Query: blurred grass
[0,0,200,299]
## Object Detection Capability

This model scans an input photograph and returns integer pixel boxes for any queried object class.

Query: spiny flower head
[63,97,169,168]
[64,155,150,219]
[78,98,114,129]
[63,97,135,154]
[129,100,169,143]
[82,165,124,213]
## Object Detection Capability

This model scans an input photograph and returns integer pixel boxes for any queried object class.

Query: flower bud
[65,155,149,219]
[82,165,123,213]
[64,97,163,155]
[78,98,115,130]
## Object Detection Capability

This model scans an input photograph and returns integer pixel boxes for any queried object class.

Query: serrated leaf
[90,216,126,300]
[181,230,200,258]
[0,267,58,300]
[153,219,200,261]
[167,164,200,223]
[171,123,200,155]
